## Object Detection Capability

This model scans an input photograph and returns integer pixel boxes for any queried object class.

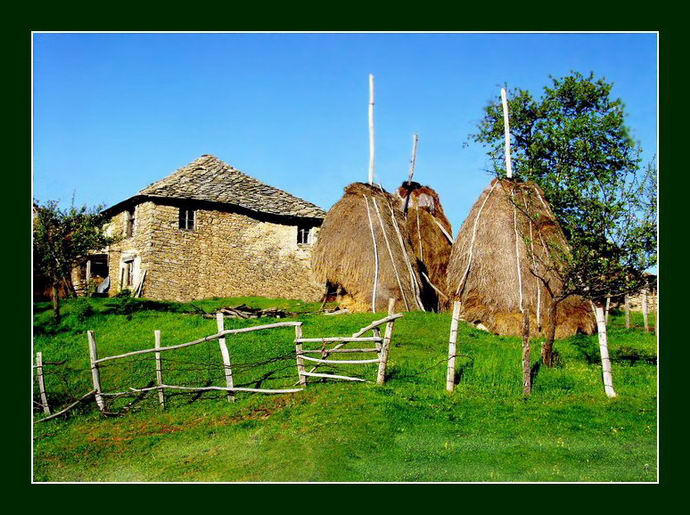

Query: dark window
[125,208,135,237]
[179,208,196,230]
[297,225,312,244]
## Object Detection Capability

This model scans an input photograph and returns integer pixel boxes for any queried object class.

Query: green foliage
[33,297,656,482]
[473,72,657,301]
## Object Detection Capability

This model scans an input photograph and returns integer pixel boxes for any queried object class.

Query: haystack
[397,181,453,309]
[312,182,433,313]
[447,178,595,338]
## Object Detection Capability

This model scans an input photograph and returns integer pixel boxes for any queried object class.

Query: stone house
[76,154,326,302]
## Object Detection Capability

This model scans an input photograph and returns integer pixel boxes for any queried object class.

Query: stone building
[78,154,325,302]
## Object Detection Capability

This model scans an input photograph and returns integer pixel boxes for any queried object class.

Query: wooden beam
[446,301,461,393]
[216,312,235,403]
[87,331,105,411]
[154,330,165,409]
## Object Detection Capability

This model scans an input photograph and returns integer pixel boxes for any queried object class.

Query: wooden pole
[642,286,650,332]
[624,294,631,329]
[154,330,165,409]
[35,352,50,415]
[592,303,617,398]
[501,87,513,179]
[295,323,307,386]
[216,312,235,402]
[376,298,396,385]
[87,331,105,411]
[363,196,379,312]
[605,296,611,325]
[368,73,376,185]
[446,301,461,392]
[522,310,532,396]
[85,259,92,297]
[407,133,419,184]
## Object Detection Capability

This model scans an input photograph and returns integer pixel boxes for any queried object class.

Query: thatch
[397,181,453,309]
[447,178,595,338]
[312,182,432,313]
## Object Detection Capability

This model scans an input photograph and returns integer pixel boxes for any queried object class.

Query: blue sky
[33,33,657,234]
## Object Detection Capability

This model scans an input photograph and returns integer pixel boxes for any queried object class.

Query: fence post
[605,296,611,325]
[154,330,165,409]
[642,287,650,332]
[624,294,631,329]
[295,323,307,386]
[216,312,235,402]
[35,351,51,415]
[446,301,461,393]
[87,331,105,411]
[376,298,396,385]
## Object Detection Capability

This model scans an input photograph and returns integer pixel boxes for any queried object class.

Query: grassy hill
[33,296,657,482]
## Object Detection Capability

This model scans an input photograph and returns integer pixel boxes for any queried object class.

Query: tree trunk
[541,301,557,367]
[522,310,531,396]
[51,284,61,322]
[593,302,617,398]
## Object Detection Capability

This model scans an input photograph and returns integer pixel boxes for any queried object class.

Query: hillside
[33,297,657,482]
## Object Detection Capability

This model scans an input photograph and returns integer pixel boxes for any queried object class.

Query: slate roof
[113,154,325,219]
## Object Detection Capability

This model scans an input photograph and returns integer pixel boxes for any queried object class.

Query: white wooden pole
[368,73,376,185]
[87,331,105,411]
[605,296,611,325]
[35,352,50,415]
[593,303,617,398]
[376,298,396,385]
[624,294,631,329]
[501,87,513,179]
[154,330,165,409]
[85,259,92,297]
[407,133,419,184]
[216,312,235,402]
[446,301,461,392]
[295,323,307,386]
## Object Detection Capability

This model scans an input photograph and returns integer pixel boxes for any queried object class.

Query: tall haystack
[312,182,434,313]
[397,181,453,309]
[447,178,595,338]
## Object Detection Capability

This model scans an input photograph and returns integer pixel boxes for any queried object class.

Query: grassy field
[33,296,657,482]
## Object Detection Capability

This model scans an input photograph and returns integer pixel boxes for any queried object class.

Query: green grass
[33,297,657,482]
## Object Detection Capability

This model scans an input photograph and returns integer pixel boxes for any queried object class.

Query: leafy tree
[33,201,115,321]
[473,72,657,396]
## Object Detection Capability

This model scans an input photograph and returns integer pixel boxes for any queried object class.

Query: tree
[473,72,657,396]
[33,201,115,321]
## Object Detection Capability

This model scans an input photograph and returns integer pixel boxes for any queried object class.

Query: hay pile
[447,178,595,338]
[312,182,429,313]
[397,181,453,309]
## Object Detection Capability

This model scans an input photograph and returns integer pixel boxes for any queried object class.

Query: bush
[71,299,94,322]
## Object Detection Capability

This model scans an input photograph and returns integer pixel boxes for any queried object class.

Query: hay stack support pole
[35,352,50,415]
[446,301,461,392]
[407,133,419,185]
[376,298,396,385]
[154,330,165,409]
[216,312,235,402]
[368,73,376,185]
[87,331,105,411]
[522,310,532,396]
[501,87,513,178]
[363,196,380,312]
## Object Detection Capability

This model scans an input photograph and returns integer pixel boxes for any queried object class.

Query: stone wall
[105,201,322,302]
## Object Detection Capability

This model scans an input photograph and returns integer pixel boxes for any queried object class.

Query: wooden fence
[34,304,403,421]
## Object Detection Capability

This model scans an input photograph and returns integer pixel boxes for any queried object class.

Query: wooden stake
[624,294,631,329]
[446,301,461,393]
[368,73,376,185]
[592,303,617,398]
[35,352,50,415]
[522,310,532,396]
[363,196,380,312]
[605,296,611,325]
[295,323,307,386]
[501,87,513,179]
[407,133,419,184]
[642,287,650,332]
[85,259,92,297]
[154,330,165,409]
[376,298,396,385]
[216,312,235,402]
[87,331,105,411]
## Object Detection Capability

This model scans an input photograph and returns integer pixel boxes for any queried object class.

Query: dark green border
[7,3,683,504]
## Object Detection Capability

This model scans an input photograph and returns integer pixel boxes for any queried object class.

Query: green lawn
[33,297,657,482]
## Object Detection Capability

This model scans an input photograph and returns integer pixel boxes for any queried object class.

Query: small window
[297,225,312,245]
[125,208,135,238]
[179,208,196,230]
